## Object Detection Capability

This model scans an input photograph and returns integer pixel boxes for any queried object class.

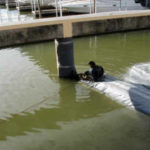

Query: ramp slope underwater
[82,62,150,115]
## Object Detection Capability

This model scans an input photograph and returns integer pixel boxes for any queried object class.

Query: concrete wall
[0,10,150,48]
[72,16,150,36]
[0,24,63,48]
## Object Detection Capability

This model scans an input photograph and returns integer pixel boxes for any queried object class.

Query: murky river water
[0,30,150,149]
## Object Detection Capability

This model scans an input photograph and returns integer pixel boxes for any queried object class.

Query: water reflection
[0,6,33,24]
[0,30,150,149]
[0,79,121,141]
[74,30,150,77]
[0,37,122,142]
[19,30,150,78]
[20,42,57,77]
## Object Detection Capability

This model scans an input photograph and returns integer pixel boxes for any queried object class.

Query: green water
[0,30,150,150]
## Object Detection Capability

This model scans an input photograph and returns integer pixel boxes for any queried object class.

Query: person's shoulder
[97,65,103,68]
[98,65,104,71]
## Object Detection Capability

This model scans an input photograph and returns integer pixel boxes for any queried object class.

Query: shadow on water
[129,84,150,116]
[107,76,150,116]
[0,79,121,141]
[126,63,150,116]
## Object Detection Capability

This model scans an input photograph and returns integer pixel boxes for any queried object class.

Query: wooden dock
[0,0,5,5]
[16,5,31,11]
[16,4,54,12]
[5,0,16,8]
[32,8,69,17]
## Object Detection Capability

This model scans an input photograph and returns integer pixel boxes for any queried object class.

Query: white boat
[53,0,145,13]
[60,0,92,13]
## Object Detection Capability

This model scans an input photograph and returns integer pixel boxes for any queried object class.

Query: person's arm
[84,68,92,75]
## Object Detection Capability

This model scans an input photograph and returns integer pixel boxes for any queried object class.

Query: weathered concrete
[72,15,150,36]
[0,24,63,47]
[0,10,150,48]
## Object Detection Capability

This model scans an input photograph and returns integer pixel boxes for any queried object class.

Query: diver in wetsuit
[80,61,104,82]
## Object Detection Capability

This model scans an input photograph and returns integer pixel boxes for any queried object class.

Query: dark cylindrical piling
[55,38,77,78]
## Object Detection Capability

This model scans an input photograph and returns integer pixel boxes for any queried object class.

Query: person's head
[88,61,96,68]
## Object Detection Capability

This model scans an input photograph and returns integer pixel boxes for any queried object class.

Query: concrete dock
[0,10,150,48]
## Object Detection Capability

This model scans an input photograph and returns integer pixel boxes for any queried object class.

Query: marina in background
[0,0,149,23]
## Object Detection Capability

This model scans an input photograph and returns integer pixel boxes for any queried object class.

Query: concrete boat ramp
[81,63,150,115]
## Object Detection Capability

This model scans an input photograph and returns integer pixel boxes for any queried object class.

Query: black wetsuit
[91,65,104,81]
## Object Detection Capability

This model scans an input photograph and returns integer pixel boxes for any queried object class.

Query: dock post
[55,38,77,78]
[37,0,42,18]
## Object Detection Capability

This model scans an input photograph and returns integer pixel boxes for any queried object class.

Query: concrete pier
[55,38,77,78]
[0,10,150,48]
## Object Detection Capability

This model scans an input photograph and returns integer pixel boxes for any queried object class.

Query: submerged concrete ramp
[82,63,150,115]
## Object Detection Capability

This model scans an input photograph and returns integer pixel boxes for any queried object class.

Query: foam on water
[125,63,150,86]
[82,62,150,115]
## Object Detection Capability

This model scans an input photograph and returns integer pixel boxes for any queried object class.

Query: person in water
[80,61,104,81]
